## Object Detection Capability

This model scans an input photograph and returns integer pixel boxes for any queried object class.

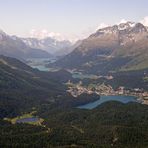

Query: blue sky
[0,0,148,41]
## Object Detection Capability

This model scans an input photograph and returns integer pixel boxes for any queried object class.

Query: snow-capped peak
[0,29,7,36]
[118,22,136,30]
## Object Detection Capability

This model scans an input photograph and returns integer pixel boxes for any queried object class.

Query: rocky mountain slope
[0,30,51,60]
[54,22,148,74]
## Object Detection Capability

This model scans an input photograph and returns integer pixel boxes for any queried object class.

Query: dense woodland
[0,102,148,147]
[0,55,148,147]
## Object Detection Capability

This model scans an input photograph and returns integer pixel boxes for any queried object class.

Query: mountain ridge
[0,31,51,60]
[21,37,73,56]
[54,22,148,74]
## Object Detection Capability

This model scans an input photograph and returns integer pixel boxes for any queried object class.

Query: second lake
[77,95,140,109]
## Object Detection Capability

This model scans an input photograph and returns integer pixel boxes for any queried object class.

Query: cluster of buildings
[66,81,114,97]
[66,81,93,97]
[66,80,148,104]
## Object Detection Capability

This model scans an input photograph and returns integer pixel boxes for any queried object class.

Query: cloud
[78,23,109,39]
[30,29,64,41]
[117,19,128,25]
[29,29,94,43]
[140,16,148,26]
[97,23,109,30]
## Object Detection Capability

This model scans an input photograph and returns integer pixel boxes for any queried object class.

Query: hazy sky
[0,0,148,41]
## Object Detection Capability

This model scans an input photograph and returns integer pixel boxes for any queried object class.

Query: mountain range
[54,22,148,74]
[0,21,148,147]
[0,30,74,60]
[21,37,73,56]
[0,30,52,60]
[1,21,148,74]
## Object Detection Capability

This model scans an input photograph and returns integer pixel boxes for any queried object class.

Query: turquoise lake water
[77,95,139,109]
[27,58,60,72]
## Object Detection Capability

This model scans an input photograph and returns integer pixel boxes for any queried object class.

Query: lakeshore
[66,81,148,105]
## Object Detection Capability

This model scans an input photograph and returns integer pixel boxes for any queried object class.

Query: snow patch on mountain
[140,16,148,26]
[118,22,136,30]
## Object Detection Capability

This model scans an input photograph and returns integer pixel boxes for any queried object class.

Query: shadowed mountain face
[0,30,51,60]
[0,55,99,118]
[54,22,148,74]
[0,55,67,118]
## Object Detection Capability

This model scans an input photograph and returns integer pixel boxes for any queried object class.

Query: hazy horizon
[0,0,148,41]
